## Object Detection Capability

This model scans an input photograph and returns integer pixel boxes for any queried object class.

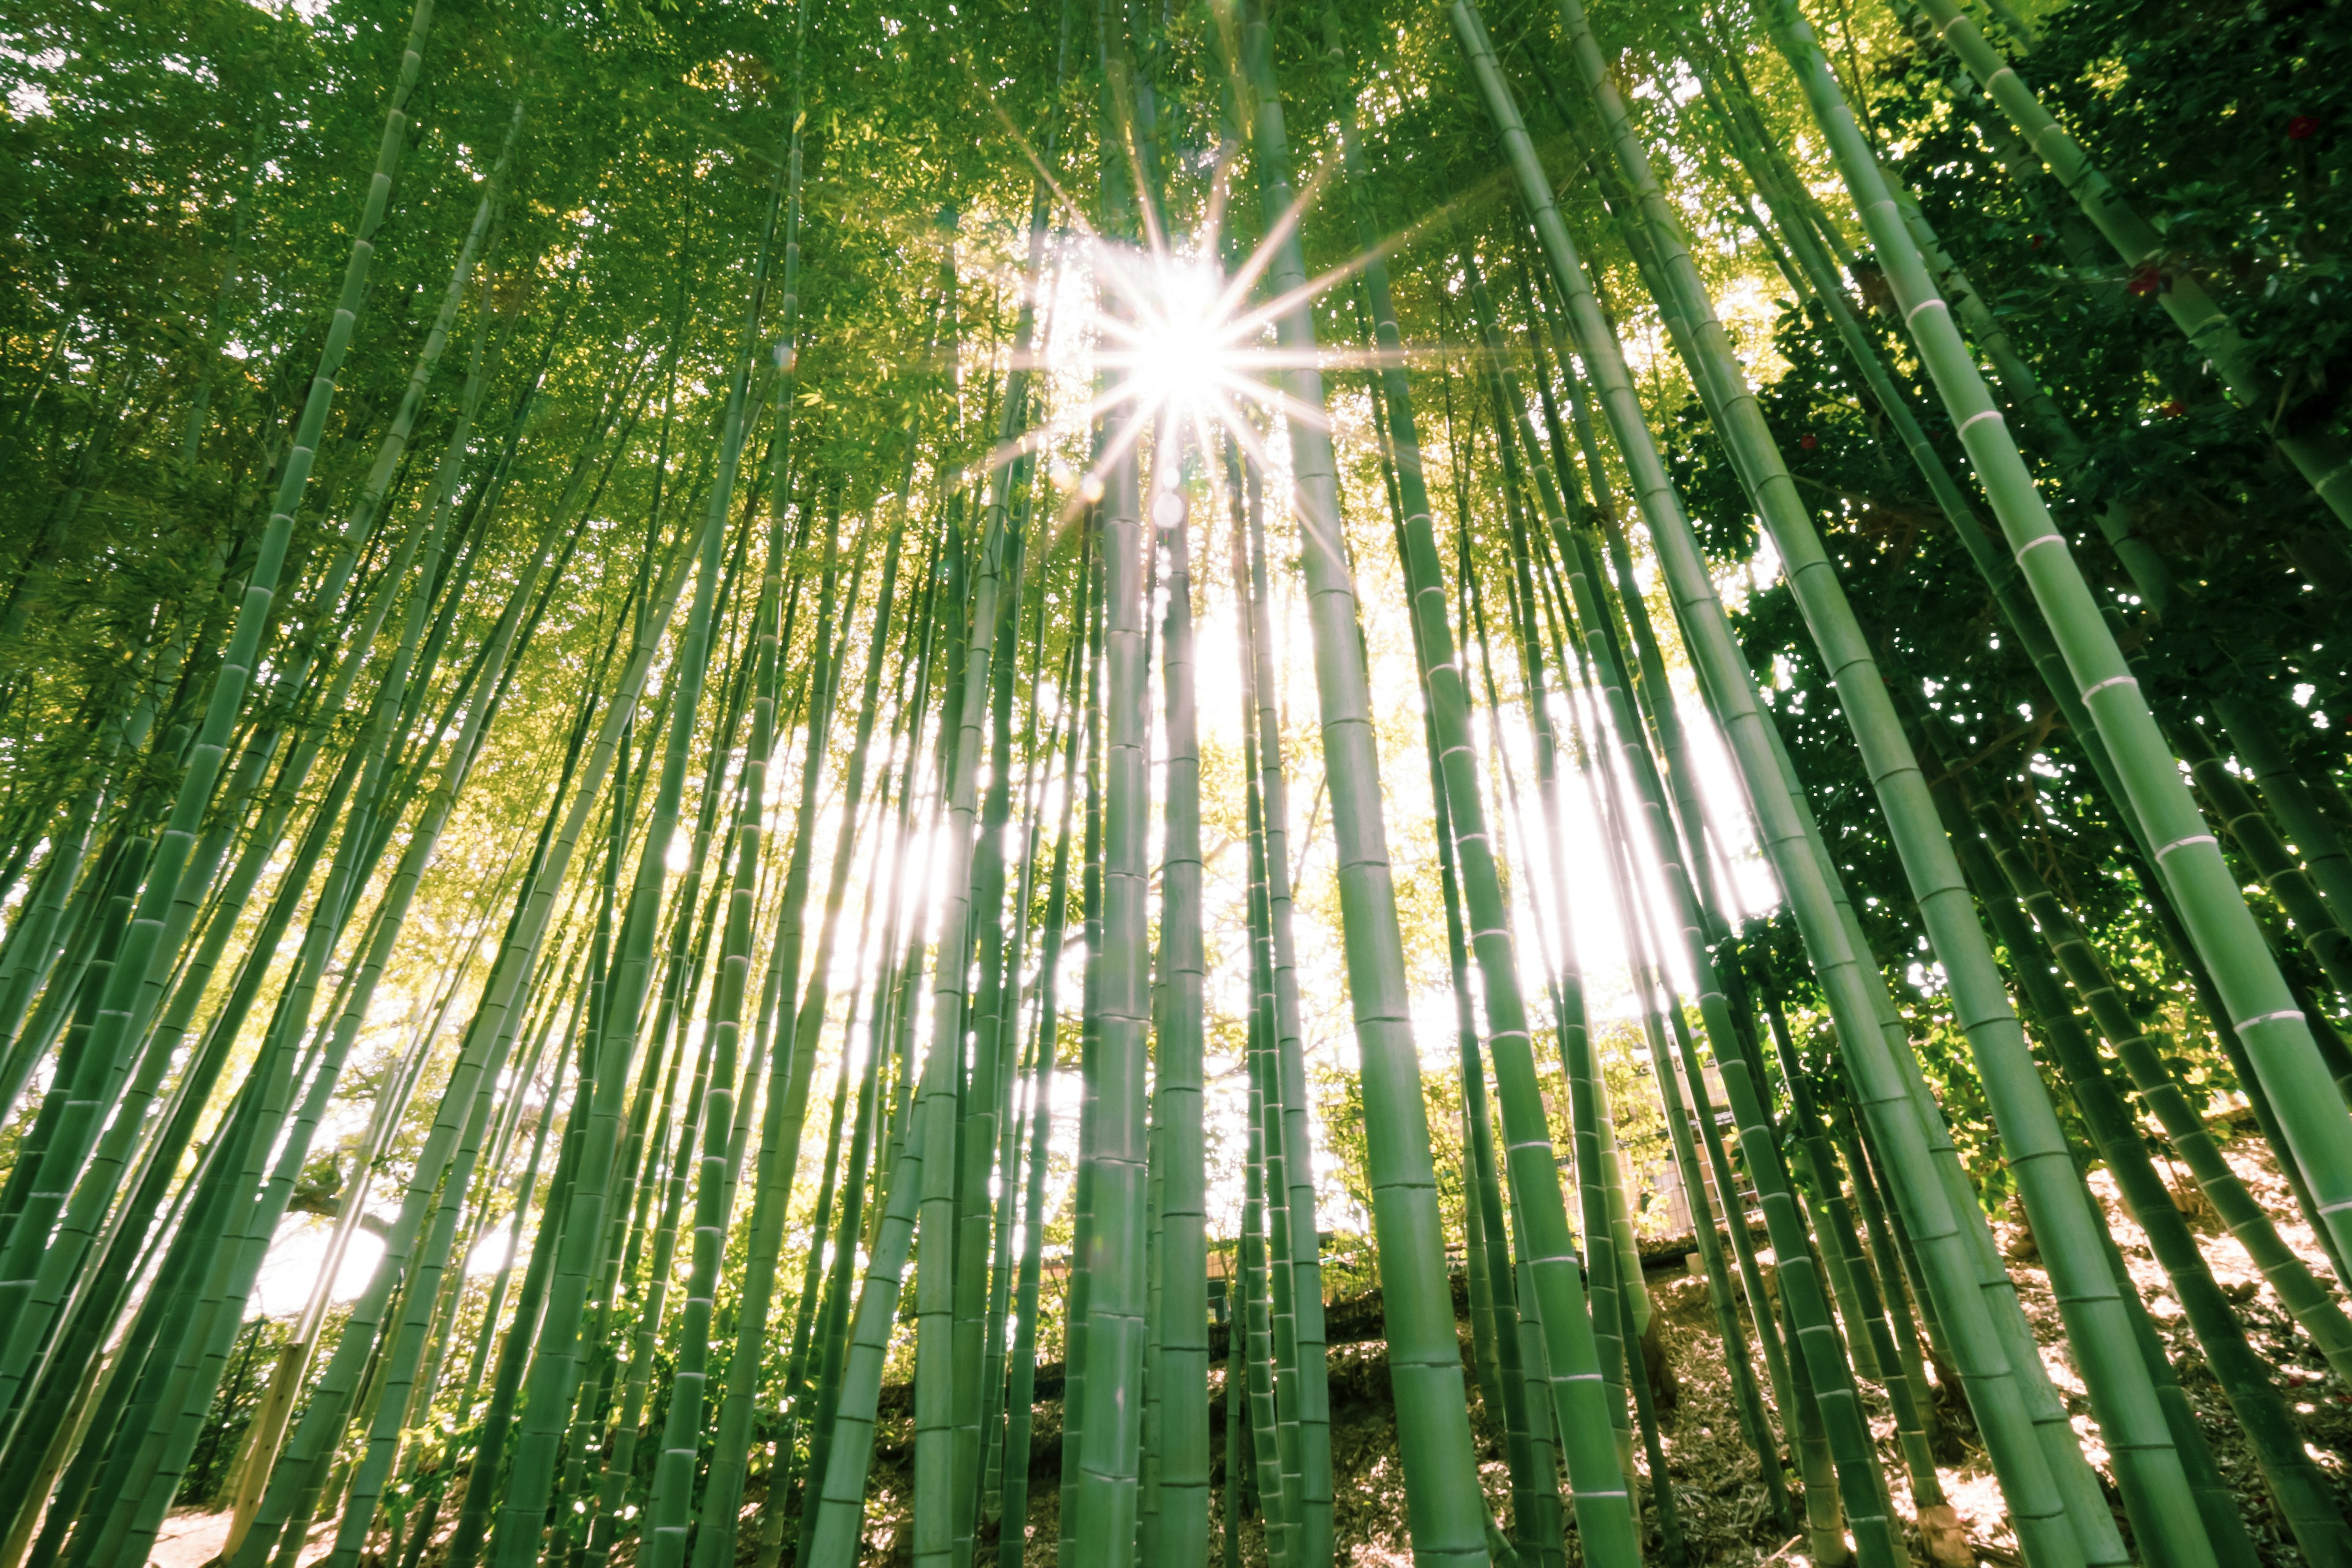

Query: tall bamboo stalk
[1227,9,1502,1560]
[1759,0,2352,1292]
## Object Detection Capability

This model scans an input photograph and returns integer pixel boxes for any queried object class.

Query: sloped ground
[149,1121,2349,1568]
[911,1123,2352,1567]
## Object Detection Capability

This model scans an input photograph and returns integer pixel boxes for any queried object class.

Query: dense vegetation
[1,0,2349,1564]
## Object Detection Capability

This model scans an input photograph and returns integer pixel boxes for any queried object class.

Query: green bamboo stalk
[1359,296,1557,1562]
[1229,14,1506,1561]
[1749,960,1962,1556]
[1512,178,1904,1557]
[1063,29,1156,1558]
[0,0,439,1351]
[2169,716,2352,1023]
[756,878,867,1559]
[1483,247,1808,1525]
[795,1129,922,1567]
[486,169,782,1568]
[977,524,1055,1536]
[1057,500,1106,1568]
[1923,820,2261,1568]
[551,548,755,1556]
[2205,696,2352,935]
[442,727,643,1568]
[1683,69,2162,842]
[1449,491,1607,1565]
[1904,0,2352,530]
[1698,1,2352,1430]
[1978,798,2352,1376]
[1942,782,2350,1567]
[76,368,589,1568]
[237,516,694,1568]
[954,474,1039,1568]
[712,525,908,1568]
[1236,832,1290,1568]
[1613,1237,1684,1567]
[1145,458,1210,1568]
[1763,698,2136,1568]
[1223,1258,1243,1568]
[993,565,1086,1568]
[1762,0,2352,1290]
[785,919,891,1568]
[702,481,879,1568]
[1221,479,1288,1568]
[1517,13,2232,1564]
[1600,636,1905,1560]
[602,630,766,1561]
[294,496,620,1568]
[1234,457,1306,1567]
[643,492,848,1568]
[1449,9,2107,1561]
[1457,250,1650,1484]
[1830,1090,1956,1446]
[904,243,1048,1568]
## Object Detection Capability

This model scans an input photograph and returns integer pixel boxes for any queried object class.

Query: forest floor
[149,1118,2350,1568]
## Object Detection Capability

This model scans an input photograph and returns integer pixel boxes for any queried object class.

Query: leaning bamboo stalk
[712,525,905,1566]
[1449,9,2099,1563]
[1982,797,2352,1373]
[1904,779,2261,1568]
[0,0,438,1317]
[233,514,695,1568]
[1902,0,2352,531]
[1748,960,1956,1544]
[441,737,641,1568]
[1929,775,2350,1567]
[486,181,779,1567]
[1523,12,2231,1564]
[1560,524,1897,1567]
[1349,262,1558,1558]
[953,471,1038,1568]
[1448,471,1607,1566]
[0,67,488,1445]
[646,507,858,1568]
[1762,687,2135,1567]
[783,917,891,1568]
[796,1130,924,1567]
[1458,250,1649,1486]
[1476,248,1766,1547]
[94,402,579,1561]
[1759,0,2352,1285]
[85,443,584,1568]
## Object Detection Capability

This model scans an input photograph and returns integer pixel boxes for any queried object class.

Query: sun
[1096,249,1248,423]
[982,162,1374,513]
[1114,255,1232,416]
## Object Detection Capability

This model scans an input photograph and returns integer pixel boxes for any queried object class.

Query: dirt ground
[151,1120,2349,1568]
[927,1122,2352,1567]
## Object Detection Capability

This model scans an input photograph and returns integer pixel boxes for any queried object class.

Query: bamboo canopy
[1,0,2350,1565]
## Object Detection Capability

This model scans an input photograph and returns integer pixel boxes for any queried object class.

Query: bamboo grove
[2,0,2351,1563]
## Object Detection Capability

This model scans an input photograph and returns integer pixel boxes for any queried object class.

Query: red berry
[2162,399,2187,418]
[2029,233,2045,249]
[1799,434,1819,451]
[2128,265,2163,296]
[2288,115,2320,140]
